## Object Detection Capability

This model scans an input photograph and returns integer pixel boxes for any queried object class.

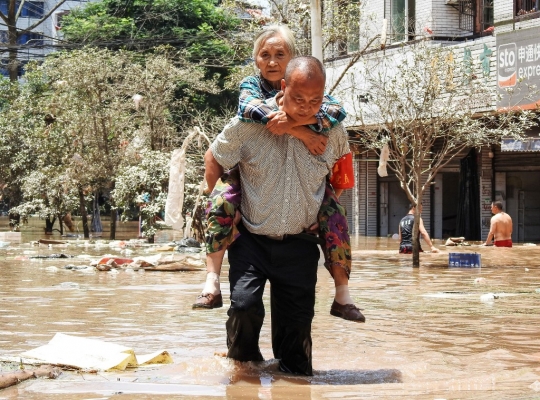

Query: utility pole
[310,0,323,62]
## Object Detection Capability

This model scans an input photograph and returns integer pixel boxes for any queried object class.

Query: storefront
[494,27,540,242]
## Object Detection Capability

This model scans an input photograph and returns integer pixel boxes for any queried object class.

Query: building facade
[0,0,88,77]
[328,0,540,243]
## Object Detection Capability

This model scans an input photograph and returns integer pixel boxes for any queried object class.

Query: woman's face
[255,35,292,87]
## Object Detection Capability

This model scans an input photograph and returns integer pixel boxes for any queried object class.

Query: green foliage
[0,47,226,237]
[60,0,248,120]
[61,3,134,42]
[112,149,176,237]
[61,0,241,61]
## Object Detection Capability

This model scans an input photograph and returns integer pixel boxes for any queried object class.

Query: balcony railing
[515,0,540,20]
[447,0,494,34]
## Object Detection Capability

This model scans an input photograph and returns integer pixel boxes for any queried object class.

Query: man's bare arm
[419,218,439,252]
[484,217,497,245]
[204,149,224,194]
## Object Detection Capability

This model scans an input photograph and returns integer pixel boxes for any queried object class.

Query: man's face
[280,70,324,126]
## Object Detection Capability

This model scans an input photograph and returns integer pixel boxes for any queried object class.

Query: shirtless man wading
[483,201,513,247]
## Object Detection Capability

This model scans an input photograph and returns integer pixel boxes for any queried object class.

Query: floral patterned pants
[205,166,352,277]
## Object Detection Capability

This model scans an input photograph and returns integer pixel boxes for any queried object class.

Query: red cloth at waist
[494,239,512,247]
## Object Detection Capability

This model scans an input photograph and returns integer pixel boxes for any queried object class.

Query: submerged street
[1,217,540,399]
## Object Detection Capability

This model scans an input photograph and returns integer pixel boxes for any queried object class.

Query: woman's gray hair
[252,25,297,60]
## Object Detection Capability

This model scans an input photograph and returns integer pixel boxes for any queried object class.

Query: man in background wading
[398,204,439,253]
[483,201,513,247]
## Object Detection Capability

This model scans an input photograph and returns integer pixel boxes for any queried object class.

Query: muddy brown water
[1,217,540,399]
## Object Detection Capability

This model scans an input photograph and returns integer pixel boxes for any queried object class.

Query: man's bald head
[284,56,326,85]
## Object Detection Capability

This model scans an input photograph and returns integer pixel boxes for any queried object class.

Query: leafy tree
[44,47,225,238]
[112,149,171,241]
[0,47,224,239]
[59,0,247,116]
[341,40,538,267]
[0,68,56,215]
[10,168,79,234]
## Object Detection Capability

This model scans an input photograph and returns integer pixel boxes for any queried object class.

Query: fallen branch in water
[0,365,61,389]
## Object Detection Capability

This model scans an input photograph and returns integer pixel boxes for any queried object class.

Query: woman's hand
[266,111,294,135]
[290,126,328,155]
[266,111,327,155]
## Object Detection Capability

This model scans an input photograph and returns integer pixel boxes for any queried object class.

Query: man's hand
[233,210,241,226]
[266,111,294,135]
[303,223,319,236]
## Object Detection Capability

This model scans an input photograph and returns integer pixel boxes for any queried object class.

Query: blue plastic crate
[448,253,481,268]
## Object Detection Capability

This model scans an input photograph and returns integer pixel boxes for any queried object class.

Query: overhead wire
[0,0,254,72]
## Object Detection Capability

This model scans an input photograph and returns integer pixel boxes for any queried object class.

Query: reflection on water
[1,217,540,399]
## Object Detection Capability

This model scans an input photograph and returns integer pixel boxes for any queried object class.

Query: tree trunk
[57,213,64,235]
[110,209,117,240]
[412,208,420,268]
[7,8,19,82]
[0,365,60,389]
[78,188,90,239]
[411,168,425,267]
[44,216,56,234]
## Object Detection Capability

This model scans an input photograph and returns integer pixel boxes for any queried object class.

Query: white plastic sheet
[377,143,390,177]
[164,147,186,232]
[21,333,173,371]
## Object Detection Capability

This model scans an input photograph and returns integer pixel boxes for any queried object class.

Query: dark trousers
[226,225,319,376]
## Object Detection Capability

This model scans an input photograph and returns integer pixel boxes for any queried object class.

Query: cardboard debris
[444,237,467,246]
[97,256,134,265]
[38,239,68,245]
[90,253,205,271]
[155,245,175,252]
[21,333,173,371]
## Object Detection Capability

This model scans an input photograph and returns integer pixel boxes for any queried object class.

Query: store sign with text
[497,28,540,110]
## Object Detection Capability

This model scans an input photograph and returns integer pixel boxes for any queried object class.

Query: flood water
[1,217,540,399]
